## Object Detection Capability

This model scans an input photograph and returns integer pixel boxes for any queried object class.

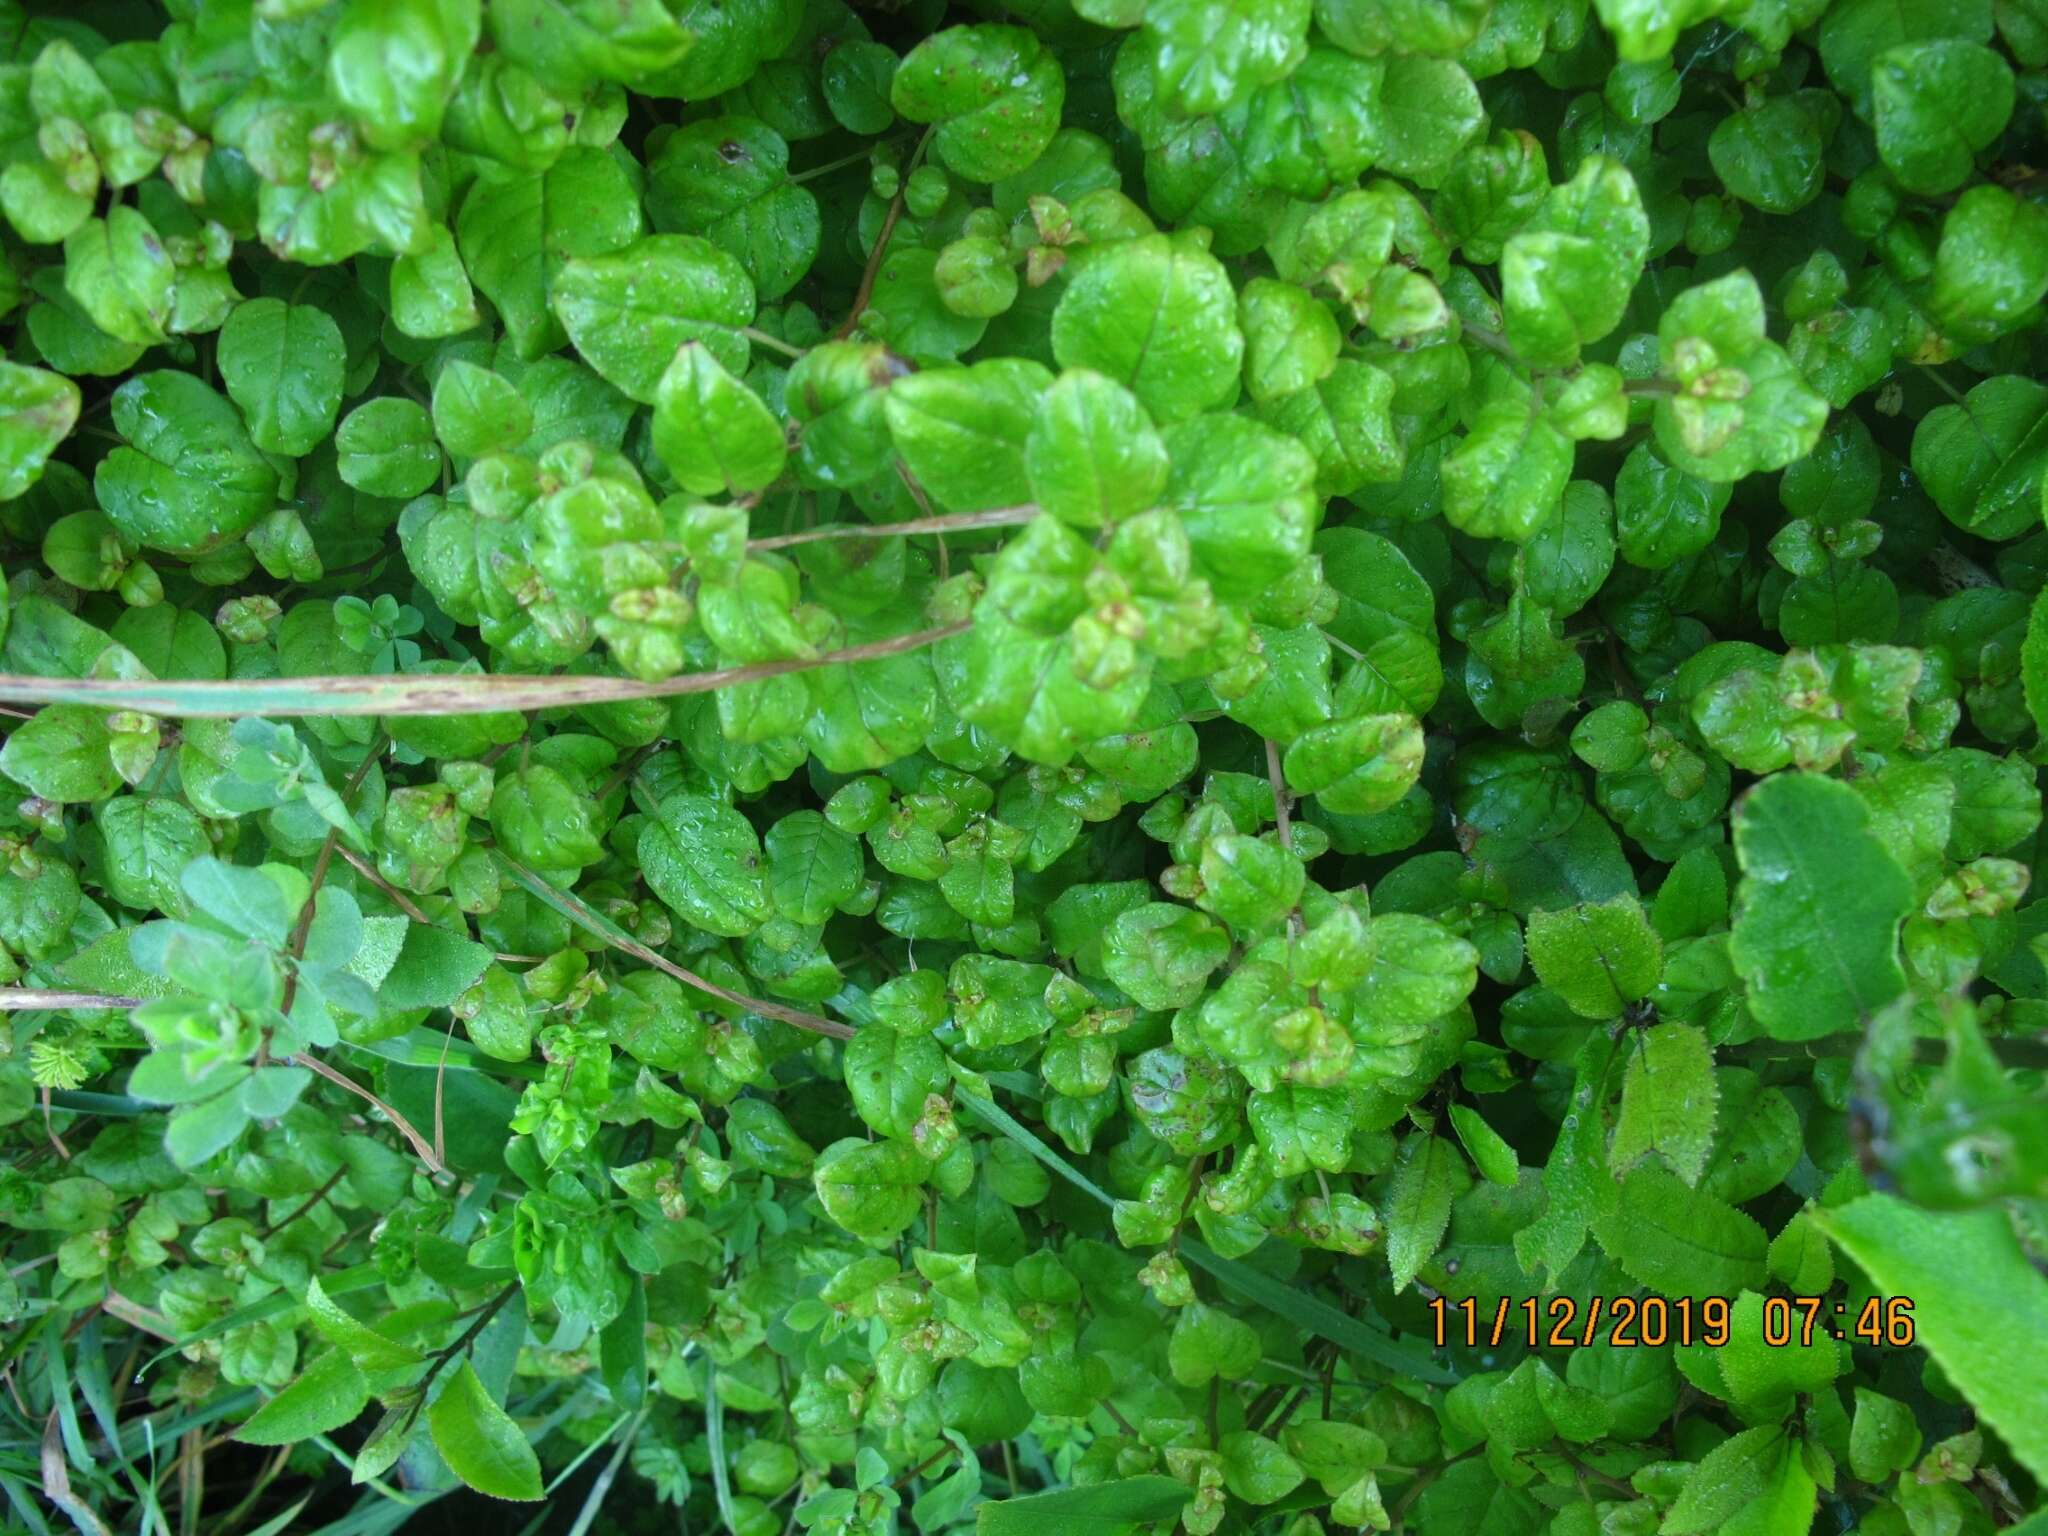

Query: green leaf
[217,299,348,459]
[96,370,278,557]
[485,0,690,90]
[1024,367,1169,528]
[1714,1290,1846,1411]
[1239,277,1341,404]
[1593,1166,1768,1300]
[1447,1103,1518,1187]
[1525,894,1663,1019]
[1729,774,1912,1040]
[1166,413,1319,601]
[379,922,492,1011]
[430,361,534,461]
[1501,156,1648,367]
[1283,713,1424,816]
[1614,440,1731,569]
[844,1022,947,1140]
[892,25,1063,182]
[1596,0,1740,61]
[884,359,1046,513]
[1356,913,1479,1026]
[1442,397,1573,544]
[1609,1023,1717,1185]
[1219,1431,1306,1504]
[1102,902,1230,1010]
[1138,0,1308,118]
[1872,41,2012,194]
[1651,271,1828,483]
[1848,1388,1923,1483]
[1384,1133,1468,1292]
[0,704,119,803]
[1375,55,1483,187]
[553,233,756,402]
[1708,95,1827,215]
[390,226,481,339]
[822,41,897,135]
[1909,373,2048,540]
[304,1274,426,1375]
[1927,185,2048,347]
[2025,584,2048,740]
[0,361,82,500]
[644,0,801,100]
[652,343,786,497]
[164,1092,254,1167]
[180,858,294,944]
[427,1359,544,1501]
[235,1349,370,1446]
[645,115,819,302]
[1815,1196,2048,1481]
[1659,1426,1813,1536]
[456,147,644,360]
[639,793,773,938]
[764,810,861,926]
[1817,0,1992,118]
[63,208,173,346]
[812,1135,926,1238]
[977,1476,1191,1536]
[1242,48,1384,200]
[328,0,476,150]
[97,796,208,915]
[1051,233,1243,425]
[1565,1340,1678,1441]
[336,397,440,499]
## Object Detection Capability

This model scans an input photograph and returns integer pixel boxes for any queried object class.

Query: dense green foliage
[3,0,2048,1531]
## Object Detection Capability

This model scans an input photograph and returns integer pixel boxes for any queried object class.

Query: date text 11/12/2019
[1427,1293,1918,1351]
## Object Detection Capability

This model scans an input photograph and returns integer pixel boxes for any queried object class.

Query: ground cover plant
[1,0,2047,1530]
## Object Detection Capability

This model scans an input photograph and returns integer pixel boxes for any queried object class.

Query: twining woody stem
[277,735,448,1175]
[335,846,541,963]
[396,1281,522,1436]
[0,623,969,717]
[833,190,904,340]
[748,505,1038,550]
[334,848,438,925]
[279,741,384,1017]
[832,124,935,340]
[1459,320,1517,359]
[495,854,856,1040]
[289,1050,448,1175]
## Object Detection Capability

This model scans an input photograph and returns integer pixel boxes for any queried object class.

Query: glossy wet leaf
[95,370,278,556]
[217,299,347,459]
[1051,233,1243,425]
[553,234,756,402]
[652,343,787,496]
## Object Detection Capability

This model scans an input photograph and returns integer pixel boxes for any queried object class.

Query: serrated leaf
[1609,1023,1717,1185]
[235,1349,369,1446]
[1729,774,1913,1040]
[1384,1133,1468,1292]
[427,1360,543,1502]
[1594,1166,1767,1301]
[1816,1196,2048,1481]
